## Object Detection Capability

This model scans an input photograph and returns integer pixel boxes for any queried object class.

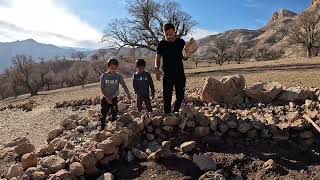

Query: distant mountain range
[0,39,81,71]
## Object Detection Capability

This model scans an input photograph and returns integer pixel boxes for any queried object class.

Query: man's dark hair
[163,23,175,32]
[136,59,146,67]
[107,58,119,67]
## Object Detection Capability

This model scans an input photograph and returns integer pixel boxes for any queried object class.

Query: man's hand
[155,68,161,81]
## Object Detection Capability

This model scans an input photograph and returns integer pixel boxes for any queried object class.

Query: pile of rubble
[1,75,320,179]
[54,97,102,110]
[0,100,37,112]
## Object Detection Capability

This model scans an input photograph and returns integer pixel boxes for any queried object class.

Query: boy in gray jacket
[100,58,131,130]
[133,59,155,112]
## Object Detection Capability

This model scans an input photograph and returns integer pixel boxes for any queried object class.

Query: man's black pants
[163,75,186,114]
[137,96,153,112]
[100,97,118,129]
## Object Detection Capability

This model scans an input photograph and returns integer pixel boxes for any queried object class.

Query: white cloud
[0,0,103,49]
[186,28,218,40]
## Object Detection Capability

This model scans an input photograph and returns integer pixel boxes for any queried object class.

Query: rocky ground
[1,58,320,180]
[1,73,320,180]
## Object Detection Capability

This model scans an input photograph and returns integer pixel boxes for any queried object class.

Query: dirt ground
[1,57,320,179]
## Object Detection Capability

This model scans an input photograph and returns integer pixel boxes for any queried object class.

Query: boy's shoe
[172,112,179,117]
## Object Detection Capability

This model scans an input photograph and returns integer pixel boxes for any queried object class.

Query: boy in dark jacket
[100,58,131,130]
[133,59,155,112]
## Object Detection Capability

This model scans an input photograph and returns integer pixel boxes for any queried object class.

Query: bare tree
[71,52,77,61]
[76,51,86,61]
[11,55,43,96]
[209,38,230,66]
[71,62,90,87]
[43,69,56,90]
[254,46,269,61]
[289,11,320,58]
[0,77,7,99]
[97,49,108,60]
[103,0,196,52]
[91,61,108,77]
[91,54,99,61]
[232,44,247,64]
[5,69,20,98]
[54,55,60,61]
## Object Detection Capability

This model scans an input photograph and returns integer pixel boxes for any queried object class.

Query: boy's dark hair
[107,58,118,67]
[163,23,175,32]
[136,59,146,67]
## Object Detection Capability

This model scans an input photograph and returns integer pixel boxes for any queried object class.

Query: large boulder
[201,75,245,105]
[246,82,283,103]
[277,87,316,104]
[69,162,84,176]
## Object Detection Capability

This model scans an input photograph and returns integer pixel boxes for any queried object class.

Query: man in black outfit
[155,23,197,114]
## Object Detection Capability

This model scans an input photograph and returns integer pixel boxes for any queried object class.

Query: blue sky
[0,0,312,48]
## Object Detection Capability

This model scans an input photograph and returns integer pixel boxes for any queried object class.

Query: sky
[0,0,311,49]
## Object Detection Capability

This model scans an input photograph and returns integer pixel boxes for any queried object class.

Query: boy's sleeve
[132,74,137,94]
[119,74,130,96]
[148,73,155,96]
[100,74,105,92]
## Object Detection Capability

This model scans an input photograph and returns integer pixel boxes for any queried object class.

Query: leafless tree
[232,44,247,64]
[76,51,86,61]
[54,55,60,61]
[71,52,77,60]
[5,69,20,98]
[43,69,56,90]
[97,49,109,60]
[91,54,99,61]
[209,38,230,66]
[289,11,320,58]
[103,0,196,52]
[11,55,43,96]
[91,60,108,77]
[254,46,269,61]
[71,62,90,87]
[0,77,7,99]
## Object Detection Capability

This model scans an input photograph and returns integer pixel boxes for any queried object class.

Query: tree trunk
[307,46,312,58]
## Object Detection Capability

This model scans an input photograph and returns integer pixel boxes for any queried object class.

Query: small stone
[131,147,148,160]
[47,128,63,142]
[21,153,38,170]
[94,149,105,161]
[186,120,196,128]
[97,172,114,180]
[146,133,155,141]
[199,170,226,180]
[238,122,252,133]
[305,99,313,109]
[226,121,238,129]
[6,164,23,178]
[262,159,276,171]
[79,153,97,169]
[78,117,89,126]
[162,116,180,126]
[218,123,229,133]
[180,141,196,153]
[31,171,46,180]
[209,116,220,131]
[14,142,35,155]
[40,155,65,173]
[152,116,163,126]
[193,154,217,171]
[300,131,314,139]
[69,162,84,176]
[162,126,174,132]
[194,126,210,137]
[126,151,135,162]
[146,125,153,133]
[76,126,84,132]
[54,169,73,180]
